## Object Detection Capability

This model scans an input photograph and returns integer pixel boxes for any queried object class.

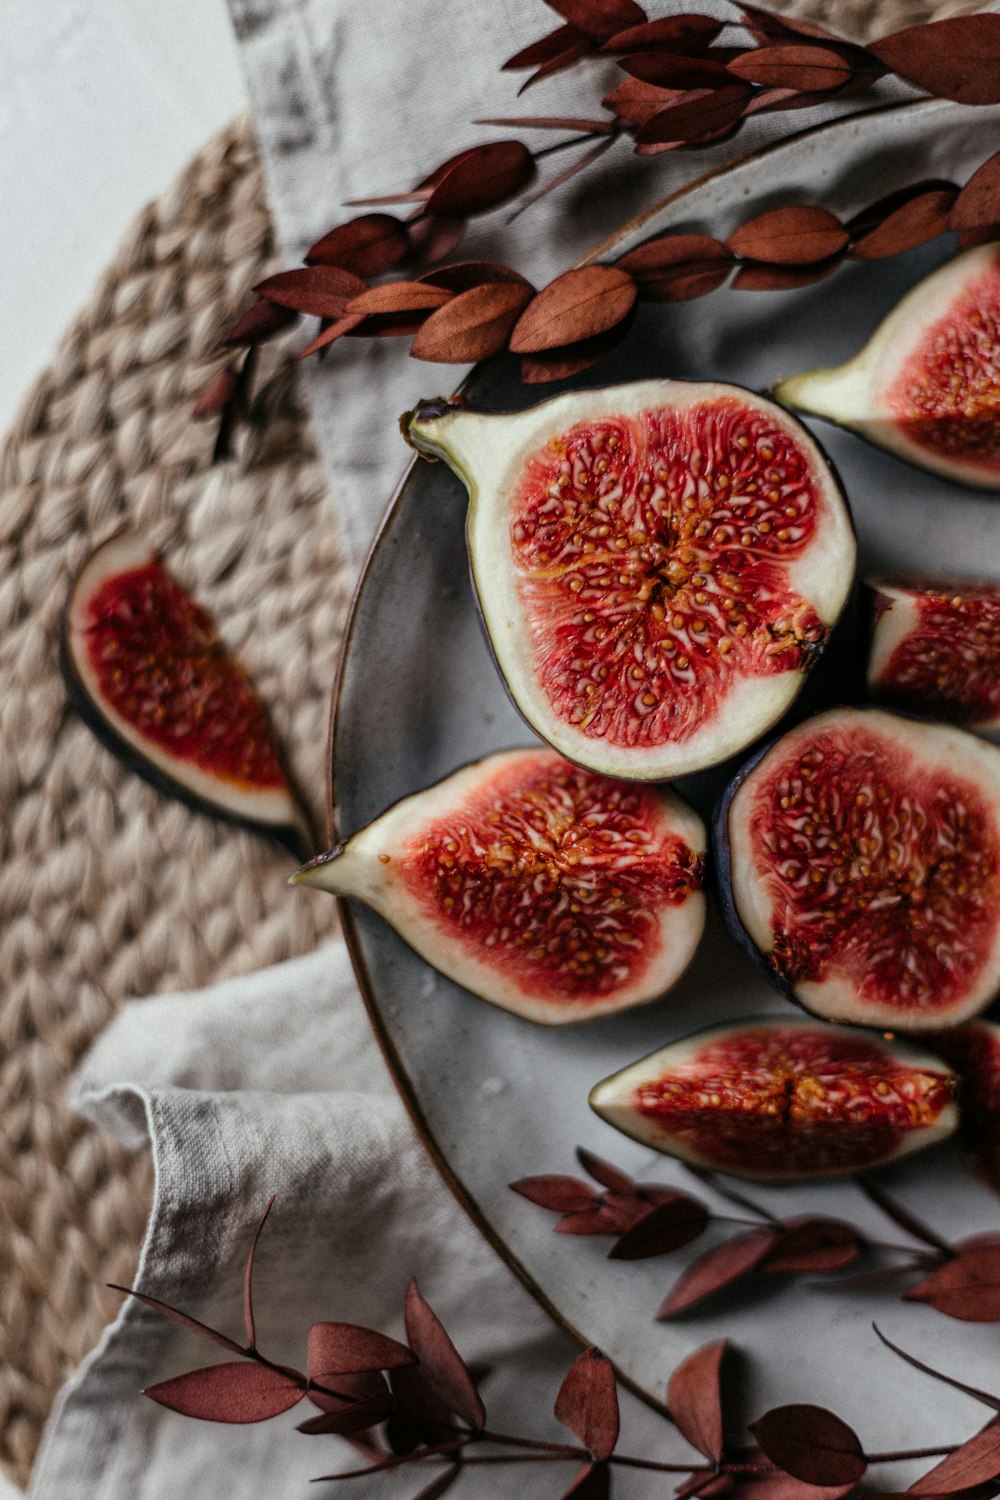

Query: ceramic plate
[331,98,1000,1466]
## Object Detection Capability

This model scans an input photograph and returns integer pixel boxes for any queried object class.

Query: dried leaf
[728,204,848,264]
[520,39,596,93]
[728,44,855,91]
[858,1176,954,1253]
[603,15,722,55]
[504,23,587,70]
[108,1284,247,1356]
[563,1462,612,1499]
[192,365,240,421]
[912,1420,1000,1494]
[667,1339,727,1460]
[760,1217,862,1274]
[849,185,956,259]
[412,1468,462,1500]
[347,282,453,317]
[406,214,469,266]
[603,77,677,127]
[599,1191,657,1231]
[297,313,365,359]
[223,298,298,346]
[510,265,637,352]
[872,1326,1000,1413]
[743,86,823,116]
[510,135,615,219]
[405,1279,486,1431]
[475,115,615,132]
[619,51,735,89]
[546,0,648,43]
[733,1451,859,1500]
[635,84,752,146]
[256,265,367,318]
[609,1196,709,1260]
[870,16,1000,105]
[617,232,733,300]
[313,1439,467,1483]
[732,254,843,290]
[145,1361,303,1423]
[425,142,536,217]
[298,1387,395,1434]
[752,1405,866,1486]
[657,1227,778,1318]
[306,213,409,276]
[520,320,628,383]
[951,150,1000,230]
[554,1348,620,1460]
[308,1369,388,1414]
[511,1174,601,1213]
[905,1239,1000,1322]
[557,1207,623,1235]
[308,1323,416,1378]
[576,1148,635,1193]
[420,262,532,293]
[242,1197,274,1349]
[739,3,847,45]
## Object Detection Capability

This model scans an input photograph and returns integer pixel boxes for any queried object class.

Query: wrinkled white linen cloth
[26,2,948,1496]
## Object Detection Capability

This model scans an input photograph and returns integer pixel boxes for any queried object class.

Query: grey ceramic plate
[332,98,1000,1460]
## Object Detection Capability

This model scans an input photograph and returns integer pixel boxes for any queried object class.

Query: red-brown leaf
[657,1228,778,1318]
[743,86,823,116]
[556,1207,622,1235]
[732,253,843,290]
[109,1285,247,1356]
[298,1387,395,1434]
[420,261,532,291]
[734,1451,859,1500]
[510,265,636,352]
[405,1279,485,1431]
[511,1174,600,1213]
[905,1240,1000,1322]
[849,185,956,259]
[308,1323,416,1378]
[406,214,468,266]
[617,232,733,300]
[576,1148,635,1193]
[619,52,734,89]
[504,23,586,70]
[546,0,647,43]
[475,115,615,132]
[256,265,367,318]
[667,1339,727,1460]
[298,313,366,358]
[510,135,615,220]
[728,44,855,91]
[951,149,1000,230]
[759,1217,862,1274]
[728,204,848,264]
[599,1191,657,1231]
[751,1405,866,1487]
[739,3,847,45]
[145,1362,303,1423]
[520,39,596,93]
[192,365,240,421]
[223,297,298,346]
[520,321,628,383]
[306,213,409,276]
[411,1469,462,1500]
[243,1197,274,1349]
[426,142,536,217]
[609,1196,709,1259]
[563,1462,612,1499]
[347,282,453,317]
[911,1419,1000,1494]
[870,16,1000,105]
[308,1369,388,1414]
[635,84,753,146]
[603,15,721,55]
[554,1348,620,1460]
[603,77,677,127]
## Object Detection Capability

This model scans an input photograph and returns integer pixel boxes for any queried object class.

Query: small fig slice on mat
[717,707,1000,1030]
[62,532,311,857]
[589,1017,958,1180]
[404,380,854,781]
[293,746,706,1024]
[774,244,1000,489]
[867,574,1000,736]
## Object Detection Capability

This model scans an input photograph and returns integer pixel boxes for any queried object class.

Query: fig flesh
[867,574,1000,736]
[774,244,1000,489]
[293,747,706,1024]
[717,707,1000,1031]
[920,1020,1000,1193]
[61,531,311,857]
[589,1017,958,1181]
[404,380,854,781]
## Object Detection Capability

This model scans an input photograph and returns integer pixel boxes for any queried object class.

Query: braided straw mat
[0,0,977,1483]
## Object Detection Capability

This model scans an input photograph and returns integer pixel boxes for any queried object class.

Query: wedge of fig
[589,1018,958,1181]
[774,244,1000,489]
[61,531,311,857]
[293,746,706,1024]
[920,1020,1000,1193]
[717,707,1000,1031]
[867,574,1000,736]
[404,380,854,781]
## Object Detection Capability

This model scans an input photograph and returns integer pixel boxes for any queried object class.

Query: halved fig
[920,1020,1000,1193]
[867,574,1000,736]
[61,531,311,857]
[716,707,1000,1031]
[404,380,854,781]
[293,746,706,1024]
[774,244,1000,489]
[589,1017,958,1181]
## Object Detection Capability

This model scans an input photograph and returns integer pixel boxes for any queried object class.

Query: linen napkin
[26,1,968,1496]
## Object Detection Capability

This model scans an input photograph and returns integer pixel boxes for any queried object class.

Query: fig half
[867,574,1000,736]
[589,1018,958,1180]
[61,531,311,857]
[404,380,855,781]
[716,707,1000,1031]
[774,244,1000,489]
[293,747,706,1024]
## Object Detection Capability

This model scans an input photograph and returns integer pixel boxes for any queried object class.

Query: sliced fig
[293,746,706,1024]
[717,707,1000,1030]
[404,380,854,781]
[867,574,1000,736]
[61,531,311,857]
[920,1020,1000,1193]
[774,244,1000,489]
[589,1017,958,1180]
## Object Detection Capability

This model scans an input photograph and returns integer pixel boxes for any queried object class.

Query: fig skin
[60,531,313,860]
[293,746,708,1026]
[715,707,1000,1032]
[589,1016,959,1182]
[404,379,856,783]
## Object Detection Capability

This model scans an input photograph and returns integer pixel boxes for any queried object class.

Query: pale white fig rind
[407,380,855,781]
[726,707,1000,1029]
[589,1016,959,1180]
[774,244,1000,490]
[293,747,707,1025]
